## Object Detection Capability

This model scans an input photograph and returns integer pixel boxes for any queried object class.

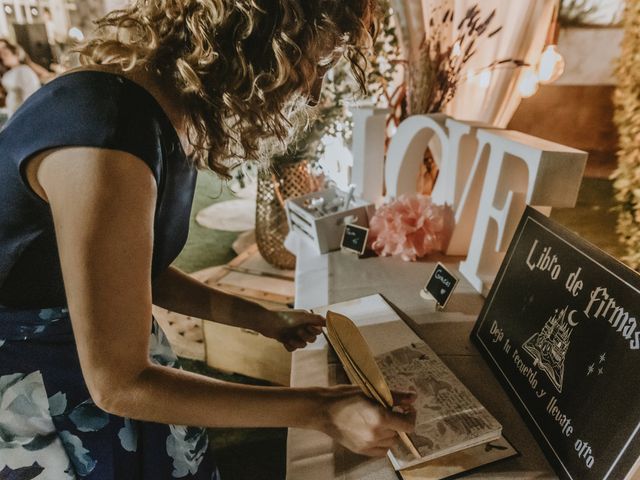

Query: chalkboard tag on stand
[420,262,459,309]
[341,224,369,256]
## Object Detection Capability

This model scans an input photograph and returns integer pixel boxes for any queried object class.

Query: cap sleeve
[2,71,165,194]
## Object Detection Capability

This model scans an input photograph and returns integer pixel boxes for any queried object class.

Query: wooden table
[286,239,557,479]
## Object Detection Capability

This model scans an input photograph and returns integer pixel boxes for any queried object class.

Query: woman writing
[0,0,415,478]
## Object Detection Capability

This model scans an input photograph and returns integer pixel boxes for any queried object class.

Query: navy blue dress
[0,71,218,479]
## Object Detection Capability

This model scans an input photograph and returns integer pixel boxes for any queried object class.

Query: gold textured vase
[255,161,318,270]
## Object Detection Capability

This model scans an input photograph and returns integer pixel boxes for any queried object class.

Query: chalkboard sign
[341,224,369,255]
[472,207,640,480]
[423,263,458,308]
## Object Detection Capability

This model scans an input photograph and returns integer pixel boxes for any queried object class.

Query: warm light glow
[466,69,476,83]
[451,41,462,58]
[377,56,391,75]
[518,68,539,98]
[538,44,566,83]
[477,70,492,89]
[68,27,85,42]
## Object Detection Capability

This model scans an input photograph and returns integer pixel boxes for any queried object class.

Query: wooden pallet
[200,244,294,308]
[154,245,295,385]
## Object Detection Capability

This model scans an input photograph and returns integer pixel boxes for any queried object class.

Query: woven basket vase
[255,161,317,270]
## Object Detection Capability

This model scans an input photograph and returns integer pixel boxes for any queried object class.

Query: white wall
[556,27,623,86]
[103,0,130,13]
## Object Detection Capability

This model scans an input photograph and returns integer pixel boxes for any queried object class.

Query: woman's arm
[32,147,415,456]
[153,266,324,351]
[153,265,266,331]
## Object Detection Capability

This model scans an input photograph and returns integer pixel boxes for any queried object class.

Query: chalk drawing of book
[522,306,574,393]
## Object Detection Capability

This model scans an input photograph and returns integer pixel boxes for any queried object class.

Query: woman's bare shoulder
[28,147,157,205]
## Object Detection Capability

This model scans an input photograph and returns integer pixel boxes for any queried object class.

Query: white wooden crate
[285,188,374,254]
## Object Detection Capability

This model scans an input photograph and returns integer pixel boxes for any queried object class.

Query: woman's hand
[317,386,417,457]
[254,308,326,351]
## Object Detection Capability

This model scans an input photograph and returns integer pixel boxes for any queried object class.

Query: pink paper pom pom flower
[368,194,452,262]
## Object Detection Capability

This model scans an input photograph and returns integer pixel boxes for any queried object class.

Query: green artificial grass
[173,171,241,274]
[550,177,625,260]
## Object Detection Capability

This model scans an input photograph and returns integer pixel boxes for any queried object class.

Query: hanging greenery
[232,0,402,190]
[559,0,599,26]
[559,0,623,27]
[270,0,402,167]
[612,0,640,269]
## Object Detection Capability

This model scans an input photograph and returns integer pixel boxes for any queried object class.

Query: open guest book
[318,295,518,479]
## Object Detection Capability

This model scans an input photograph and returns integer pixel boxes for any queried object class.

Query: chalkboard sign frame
[471,206,640,480]
[423,262,459,309]
[341,223,369,255]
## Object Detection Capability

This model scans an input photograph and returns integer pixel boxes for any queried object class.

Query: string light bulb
[518,68,539,98]
[538,1,565,84]
[68,27,85,42]
[538,44,565,83]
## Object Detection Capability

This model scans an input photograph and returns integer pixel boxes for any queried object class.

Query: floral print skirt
[0,306,219,479]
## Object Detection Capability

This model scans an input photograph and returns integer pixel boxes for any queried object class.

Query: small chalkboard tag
[422,263,458,309]
[341,224,369,256]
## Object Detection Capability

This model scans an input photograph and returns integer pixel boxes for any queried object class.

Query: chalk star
[598,367,604,375]
[599,352,606,364]
[587,363,594,376]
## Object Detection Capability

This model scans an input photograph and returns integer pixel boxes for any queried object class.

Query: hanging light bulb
[518,68,539,98]
[538,44,565,83]
[68,27,85,42]
[537,1,565,84]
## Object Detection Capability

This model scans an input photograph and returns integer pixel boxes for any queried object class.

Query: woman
[0,1,415,478]
[0,40,42,118]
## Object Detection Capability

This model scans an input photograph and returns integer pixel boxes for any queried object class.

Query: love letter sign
[350,110,588,295]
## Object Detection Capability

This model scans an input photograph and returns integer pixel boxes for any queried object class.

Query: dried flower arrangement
[408,6,502,116]
[381,3,526,196]
[388,4,529,125]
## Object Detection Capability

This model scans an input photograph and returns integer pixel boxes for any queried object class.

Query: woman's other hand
[317,386,417,457]
[255,308,325,351]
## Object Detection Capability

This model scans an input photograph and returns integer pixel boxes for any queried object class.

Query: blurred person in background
[0,39,42,118]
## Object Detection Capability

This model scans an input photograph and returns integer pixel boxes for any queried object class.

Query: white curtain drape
[392,0,556,128]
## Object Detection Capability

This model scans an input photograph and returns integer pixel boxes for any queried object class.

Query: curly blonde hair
[79,0,381,177]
